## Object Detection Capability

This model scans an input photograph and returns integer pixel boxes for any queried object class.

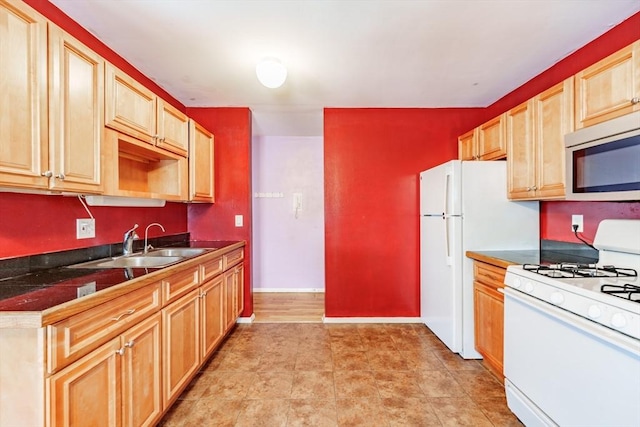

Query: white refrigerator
[420,160,539,359]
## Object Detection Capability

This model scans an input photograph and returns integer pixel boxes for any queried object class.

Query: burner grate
[601,284,640,303]
[523,263,638,279]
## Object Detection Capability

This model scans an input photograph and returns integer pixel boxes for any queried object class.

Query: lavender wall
[252,136,325,291]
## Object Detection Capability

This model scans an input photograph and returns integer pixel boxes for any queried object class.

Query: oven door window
[572,134,640,193]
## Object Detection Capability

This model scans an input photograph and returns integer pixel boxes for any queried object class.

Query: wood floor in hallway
[253,292,325,323]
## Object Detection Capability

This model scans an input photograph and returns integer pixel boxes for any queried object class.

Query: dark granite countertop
[466,240,599,269]
[0,238,241,312]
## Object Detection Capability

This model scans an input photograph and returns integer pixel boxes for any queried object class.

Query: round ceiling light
[256,57,287,88]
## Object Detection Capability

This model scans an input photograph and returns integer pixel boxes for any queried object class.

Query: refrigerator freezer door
[420,160,462,216]
[420,214,463,353]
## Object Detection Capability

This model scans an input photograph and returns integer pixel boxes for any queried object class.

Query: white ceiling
[50,0,640,137]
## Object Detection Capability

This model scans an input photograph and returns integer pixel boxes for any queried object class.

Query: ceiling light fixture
[256,57,287,88]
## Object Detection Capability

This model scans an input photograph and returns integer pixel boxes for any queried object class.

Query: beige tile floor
[159,323,523,426]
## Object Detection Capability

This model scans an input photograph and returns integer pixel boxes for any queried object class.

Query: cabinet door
[534,78,573,199]
[105,63,157,144]
[575,41,640,129]
[200,275,224,359]
[234,263,245,318]
[224,269,236,332]
[477,114,507,160]
[189,120,215,202]
[48,25,103,193]
[506,100,536,199]
[48,338,122,427]
[0,0,49,189]
[121,313,162,427]
[458,129,477,160]
[162,288,200,406]
[157,99,189,157]
[473,281,504,378]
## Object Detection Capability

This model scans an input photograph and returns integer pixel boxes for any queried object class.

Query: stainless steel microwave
[565,111,640,201]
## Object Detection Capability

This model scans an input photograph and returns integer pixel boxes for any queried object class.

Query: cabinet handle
[55,173,65,180]
[115,348,125,356]
[532,185,537,191]
[124,340,135,348]
[200,290,208,298]
[111,309,136,322]
[631,97,640,105]
[41,171,53,178]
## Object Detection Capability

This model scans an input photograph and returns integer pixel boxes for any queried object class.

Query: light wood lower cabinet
[48,312,162,427]
[200,275,225,360]
[473,261,506,380]
[162,288,200,407]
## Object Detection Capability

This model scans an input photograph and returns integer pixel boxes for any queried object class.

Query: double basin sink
[68,248,213,269]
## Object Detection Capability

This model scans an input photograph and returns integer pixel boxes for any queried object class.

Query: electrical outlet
[77,281,96,298]
[76,218,95,239]
[571,214,584,232]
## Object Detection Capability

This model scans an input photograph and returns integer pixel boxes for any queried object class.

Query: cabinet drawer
[473,262,506,290]
[162,266,199,305]
[200,255,223,283]
[48,283,161,373]
[223,249,244,270]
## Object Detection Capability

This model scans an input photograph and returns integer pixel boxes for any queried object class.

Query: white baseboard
[236,313,255,324]
[253,288,324,293]
[322,316,423,324]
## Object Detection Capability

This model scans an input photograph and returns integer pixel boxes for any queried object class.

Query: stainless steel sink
[67,247,216,269]
[144,248,211,257]
[69,255,183,269]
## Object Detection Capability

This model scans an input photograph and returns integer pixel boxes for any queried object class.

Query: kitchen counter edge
[0,241,245,329]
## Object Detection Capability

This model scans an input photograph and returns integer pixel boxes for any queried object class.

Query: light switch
[235,215,243,227]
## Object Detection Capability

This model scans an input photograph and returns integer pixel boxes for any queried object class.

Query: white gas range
[503,219,640,427]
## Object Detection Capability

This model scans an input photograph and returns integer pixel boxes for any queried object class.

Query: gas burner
[523,263,638,279]
[601,284,640,303]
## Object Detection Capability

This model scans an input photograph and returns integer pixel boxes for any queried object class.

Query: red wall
[324,108,483,317]
[186,108,253,316]
[0,192,187,259]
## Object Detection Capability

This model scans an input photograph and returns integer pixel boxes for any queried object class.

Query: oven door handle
[504,287,640,356]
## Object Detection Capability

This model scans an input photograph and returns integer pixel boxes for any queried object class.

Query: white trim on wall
[253,288,324,293]
[322,317,423,324]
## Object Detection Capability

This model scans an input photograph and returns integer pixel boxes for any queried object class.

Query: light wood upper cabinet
[105,63,189,156]
[157,100,189,156]
[458,115,507,161]
[478,114,507,160]
[0,3,103,194]
[105,63,157,143]
[575,40,640,129]
[0,0,49,189]
[458,129,477,160]
[507,78,574,200]
[189,120,215,202]
[48,25,104,193]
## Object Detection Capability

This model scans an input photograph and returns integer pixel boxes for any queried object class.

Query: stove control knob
[610,313,627,329]
[512,278,522,289]
[587,305,601,319]
[524,282,534,293]
[550,292,564,305]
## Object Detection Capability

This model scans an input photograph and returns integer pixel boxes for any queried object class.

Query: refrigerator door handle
[445,216,453,265]
[443,169,451,217]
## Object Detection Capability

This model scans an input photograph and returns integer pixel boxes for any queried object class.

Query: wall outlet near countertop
[571,214,584,232]
[76,218,95,239]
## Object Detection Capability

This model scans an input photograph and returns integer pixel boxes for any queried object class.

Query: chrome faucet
[144,223,165,253]
[123,224,139,256]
